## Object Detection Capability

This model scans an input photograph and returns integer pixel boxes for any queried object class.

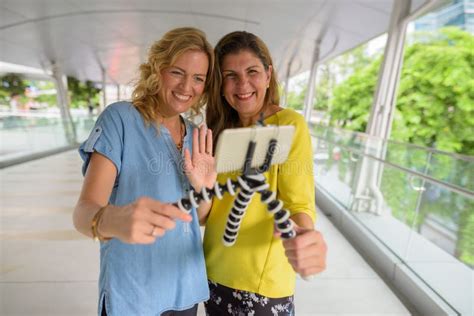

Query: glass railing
[0,110,96,165]
[311,123,473,315]
[312,124,473,194]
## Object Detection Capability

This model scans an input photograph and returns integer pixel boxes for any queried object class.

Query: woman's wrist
[192,182,213,193]
[290,213,314,230]
[198,201,212,225]
[92,205,112,241]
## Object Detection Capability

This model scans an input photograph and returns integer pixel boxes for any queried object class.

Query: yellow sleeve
[277,113,316,223]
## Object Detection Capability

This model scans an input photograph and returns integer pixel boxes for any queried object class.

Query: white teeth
[173,92,191,101]
[237,92,253,99]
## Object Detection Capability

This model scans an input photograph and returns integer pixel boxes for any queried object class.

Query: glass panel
[403,179,473,314]
[311,124,473,315]
[0,114,96,164]
[311,123,474,195]
[313,136,358,209]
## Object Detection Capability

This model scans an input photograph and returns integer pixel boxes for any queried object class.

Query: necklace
[176,120,185,152]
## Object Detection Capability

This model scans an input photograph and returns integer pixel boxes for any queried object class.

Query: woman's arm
[73,152,116,238]
[74,152,191,243]
[197,200,212,225]
[276,112,327,277]
[282,218,327,278]
[290,212,314,230]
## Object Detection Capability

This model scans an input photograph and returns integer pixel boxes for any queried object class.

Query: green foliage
[317,45,373,113]
[395,28,474,154]
[314,65,333,111]
[286,90,305,110]
[381,168,421,226]
[286,76,306,110]
[0,74,101,109]
[329,27,474,156]
[35,93,57,106]
[458,206,474,267]
[25,80,57,107]
[329,58,381,131]
[315,27,474,267]
[67,76,101,108]
[287,45,372,112]
[0,73,27,104]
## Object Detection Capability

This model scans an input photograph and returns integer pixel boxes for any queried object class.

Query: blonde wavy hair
[131,27,214,124]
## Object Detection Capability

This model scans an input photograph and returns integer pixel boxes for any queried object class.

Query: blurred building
[415,0,474,33]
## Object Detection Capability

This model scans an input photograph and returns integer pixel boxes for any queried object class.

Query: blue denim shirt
[79,102,209,316]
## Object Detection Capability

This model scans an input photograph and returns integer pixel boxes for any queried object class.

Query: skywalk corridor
[0,151,410,316]
[1,1,472,315]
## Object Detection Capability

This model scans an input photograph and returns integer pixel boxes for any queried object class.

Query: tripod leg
[222,187,254,247]
[260,190,296,239]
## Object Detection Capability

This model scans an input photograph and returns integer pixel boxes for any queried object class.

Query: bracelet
[91,205,111,242]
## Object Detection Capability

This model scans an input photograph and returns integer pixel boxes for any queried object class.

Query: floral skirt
[204,280,295,316]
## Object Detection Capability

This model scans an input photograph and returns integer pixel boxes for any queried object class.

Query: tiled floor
[0,150,411,315]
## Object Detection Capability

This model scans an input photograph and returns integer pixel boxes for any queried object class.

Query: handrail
[312,133,474,200]
[310,123,474,162]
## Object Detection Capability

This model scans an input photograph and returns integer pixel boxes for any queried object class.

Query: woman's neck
[239,104,281,127]
[160,114,185,151]
[160,114,181,130]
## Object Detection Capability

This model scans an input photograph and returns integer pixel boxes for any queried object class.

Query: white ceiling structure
[0,0,444,85]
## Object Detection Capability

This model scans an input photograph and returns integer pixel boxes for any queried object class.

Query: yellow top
[203,108,316,298]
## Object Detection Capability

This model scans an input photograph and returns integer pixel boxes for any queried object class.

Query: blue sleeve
[78,106,124,176]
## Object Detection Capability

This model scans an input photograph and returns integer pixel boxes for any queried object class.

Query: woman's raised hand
[183,125,216,191]
[100,197,192,244]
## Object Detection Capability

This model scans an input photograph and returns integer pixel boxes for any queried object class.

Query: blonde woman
[73,27,215,316]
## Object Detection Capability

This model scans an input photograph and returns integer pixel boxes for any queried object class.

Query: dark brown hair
[207,31,279,143]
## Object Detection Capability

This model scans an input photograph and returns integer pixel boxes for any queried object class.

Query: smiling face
[221,50,272,124]
[160,49,209,117]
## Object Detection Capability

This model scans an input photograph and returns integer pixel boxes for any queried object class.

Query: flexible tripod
[174,136,296,246]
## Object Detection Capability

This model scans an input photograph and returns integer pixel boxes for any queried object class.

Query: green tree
[0,73,27,104]
[326,27,474,266]
[329,58,381,131]
[329,27,474,155]
[313,65,333,112]
[286,76,306,110]
[67,76,101,108]
[318,45,372,112]
[31,80,57,107]
[286,45,372,112]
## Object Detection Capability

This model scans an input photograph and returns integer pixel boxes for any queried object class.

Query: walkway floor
[0,150,411,316]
